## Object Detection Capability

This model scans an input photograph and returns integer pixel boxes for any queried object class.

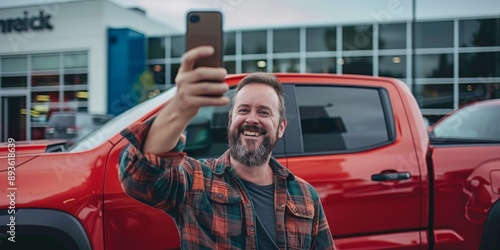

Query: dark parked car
[44,112,112,143]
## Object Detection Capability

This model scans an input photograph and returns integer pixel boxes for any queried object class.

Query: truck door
[283,81,424,249]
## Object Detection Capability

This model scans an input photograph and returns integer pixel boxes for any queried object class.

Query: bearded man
[119,46,335,250]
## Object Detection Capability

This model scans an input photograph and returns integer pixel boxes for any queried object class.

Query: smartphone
[186,11,223,68]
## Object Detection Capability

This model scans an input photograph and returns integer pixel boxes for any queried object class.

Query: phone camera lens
[189,14,200,23]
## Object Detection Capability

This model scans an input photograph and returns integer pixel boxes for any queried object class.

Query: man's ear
[278,119,287,138]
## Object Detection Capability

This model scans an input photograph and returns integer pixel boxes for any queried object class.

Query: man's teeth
[243,131,261,136]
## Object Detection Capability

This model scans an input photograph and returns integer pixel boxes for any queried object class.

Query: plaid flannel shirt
[119,118,335,249]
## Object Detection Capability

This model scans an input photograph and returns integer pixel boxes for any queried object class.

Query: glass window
[342,56,373,75]
[459,52,500,77]
[459,18,500,47]
[273,28,299,53]
[379,23,406,49]
[2,57,27,72]
[30,103,51,123]
[64,91,89,112]
[171,35,185,58]
[64,91,88,102]
[431,105,500,141]
[242,59,267,73]
[415,54,453,78]
[224,61,236,74]
[1,76,27,88]
[459,83,500,106]
[296,85,391,152]
[306,27,336,52]
[415,84,453,108]
[379,55,406,78]
[32,54,59,71]
[273,58,299,73]
[64,53,88,68]
[169,63,180,84]
[184,89,235,158]
[224,32,236,55]
[32,91,60,103]
[31,91,60,123]
[415,21,453,48]
[148,37,165,59]
[306,57,336,73]
[32,74,59,87]
[242,30,267,54]
[343,25,373,51]
[64,73,88,85]
[147,64,165,86]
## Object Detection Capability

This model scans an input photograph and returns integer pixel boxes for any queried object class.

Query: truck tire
[0,209,91,250]
[480,200,500,250]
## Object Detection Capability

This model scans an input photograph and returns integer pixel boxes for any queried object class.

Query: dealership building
[1,0,499,142]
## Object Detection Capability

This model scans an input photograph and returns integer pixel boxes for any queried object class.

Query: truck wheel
[0,209,91,250]
[0,235,67,250]
[480,200,500,250]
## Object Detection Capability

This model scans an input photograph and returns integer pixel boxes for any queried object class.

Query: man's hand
[172,46,230,118]
[143,46,229,154]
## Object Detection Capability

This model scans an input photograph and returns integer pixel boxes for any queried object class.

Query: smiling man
[119,46,335,249]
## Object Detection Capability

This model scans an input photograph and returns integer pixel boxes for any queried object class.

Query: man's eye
[238,109,249,113]
[260,111,270,115]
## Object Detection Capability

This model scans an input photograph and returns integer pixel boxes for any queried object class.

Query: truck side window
[296,85,391,152]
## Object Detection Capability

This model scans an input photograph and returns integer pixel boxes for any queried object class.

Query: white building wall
[0,0,176,115]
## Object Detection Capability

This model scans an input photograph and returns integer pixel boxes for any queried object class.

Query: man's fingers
[173,46,229,111]
[185,82,229,96]
[179,46,214,73]
[186,95,230,107]
[177,67,227,85]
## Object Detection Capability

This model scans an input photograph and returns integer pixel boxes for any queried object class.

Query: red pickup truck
[1,73,499,249]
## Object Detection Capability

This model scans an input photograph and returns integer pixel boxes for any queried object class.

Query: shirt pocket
[198,182,243,237]
[285,198,315,249]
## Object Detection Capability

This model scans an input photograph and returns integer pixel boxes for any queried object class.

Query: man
[119,46,335,249]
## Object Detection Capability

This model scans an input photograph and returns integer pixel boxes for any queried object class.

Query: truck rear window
[296,85,393,152]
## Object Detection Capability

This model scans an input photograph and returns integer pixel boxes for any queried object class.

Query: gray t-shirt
[241,179,279,250]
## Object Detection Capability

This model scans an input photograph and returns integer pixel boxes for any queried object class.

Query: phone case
[186,11,223,68]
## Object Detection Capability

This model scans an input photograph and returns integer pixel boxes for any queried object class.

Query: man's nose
[245,113,259,125]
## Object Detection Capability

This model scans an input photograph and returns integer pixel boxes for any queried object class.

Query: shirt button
[218,193,223,199]
[246,202,251,208]
[277,225,283,230]
[249,226,255,232]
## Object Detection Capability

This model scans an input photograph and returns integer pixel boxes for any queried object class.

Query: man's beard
[228,124,277,167]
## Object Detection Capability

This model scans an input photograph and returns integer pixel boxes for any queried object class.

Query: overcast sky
[1,0,499,32]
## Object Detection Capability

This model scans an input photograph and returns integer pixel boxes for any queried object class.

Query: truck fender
[480,200,500,250]
[0,208,91,249]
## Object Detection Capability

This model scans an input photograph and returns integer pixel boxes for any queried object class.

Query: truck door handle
[371,171,411,181]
